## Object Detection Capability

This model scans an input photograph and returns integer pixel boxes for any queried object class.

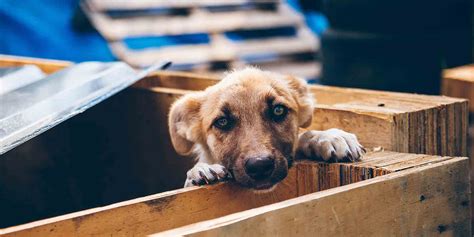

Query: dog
[169,67,365,190]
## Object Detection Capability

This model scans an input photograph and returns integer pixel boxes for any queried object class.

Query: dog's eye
[271,105,288,121]
[213,117,233,130]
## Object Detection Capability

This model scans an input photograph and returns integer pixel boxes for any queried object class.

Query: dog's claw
[209,168,219,180]
[226,168,235,179]
[346,152,353,162]
[199,171,210,184]
[297,129,365,163]
[185,163,229,187]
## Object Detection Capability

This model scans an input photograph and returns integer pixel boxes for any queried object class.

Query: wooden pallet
[1,151,469,236]
[87,0,281,12]
[135,71,468,157]
[84,1,297,39]
[109,26,317,66]
[82,1,319,80]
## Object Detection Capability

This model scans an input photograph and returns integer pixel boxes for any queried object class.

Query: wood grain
[1,151,451,237]
[154,157,470,237]
[443,64,474,112]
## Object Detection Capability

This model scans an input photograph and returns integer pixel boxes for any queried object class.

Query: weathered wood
[134,71,469,157]
[0,151,459,236]
[443,64,474,112]
[0,55,71,74]
[82,1,318,79]
[85,3,302,40]
[108,26,317,67]
[154,157,470,237]
[0,57,469,235]
[87,0,280,11]
[442,64,474,233]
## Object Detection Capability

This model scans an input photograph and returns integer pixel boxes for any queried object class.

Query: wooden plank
[0,158,384,236]
[1,152,455,236]
[136,71,465,110]
[88,0,280,11]
[86,3,302,40]
[443,64,474,232]
[109,26,318,67]
[135,71,468,157]
[442,64,474,112]
[153,157,470,237]
[0,55,71,74]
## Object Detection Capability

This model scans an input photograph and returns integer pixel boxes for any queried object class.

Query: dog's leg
[184,163,230,187]
[296,128,366,162]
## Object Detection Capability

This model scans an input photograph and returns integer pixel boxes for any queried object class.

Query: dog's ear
[168,93,204,156]
[284,76,315,128]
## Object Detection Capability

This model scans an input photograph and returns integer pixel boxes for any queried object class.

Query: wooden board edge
[0,153,439,236]
[0,55,71,74]
[0,186,201,235]
[152,157,470,237]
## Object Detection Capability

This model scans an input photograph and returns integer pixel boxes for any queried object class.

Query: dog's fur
[169,68,365,190]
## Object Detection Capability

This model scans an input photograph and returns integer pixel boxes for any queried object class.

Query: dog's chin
[251,183,278,193]
[235,178,278,193]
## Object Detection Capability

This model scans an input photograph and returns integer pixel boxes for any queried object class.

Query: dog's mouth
[228,168,279,189]
[252,182,277,190]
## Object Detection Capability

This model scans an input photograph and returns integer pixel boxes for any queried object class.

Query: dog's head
[169,68,314,190]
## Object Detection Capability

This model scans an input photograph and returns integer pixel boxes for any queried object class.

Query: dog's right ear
[283,75,315,128]
[168,93,203,156]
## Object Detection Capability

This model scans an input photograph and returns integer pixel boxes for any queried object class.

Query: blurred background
[2,0,471,94]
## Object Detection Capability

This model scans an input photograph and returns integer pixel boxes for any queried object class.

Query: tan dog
[169,68,365,190]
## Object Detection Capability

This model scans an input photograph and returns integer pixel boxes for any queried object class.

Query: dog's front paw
[297,129,365,162]
[184,163,230,187]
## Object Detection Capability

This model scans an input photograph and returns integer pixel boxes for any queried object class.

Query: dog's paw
[184,163,231,187]
[297,129,366,162]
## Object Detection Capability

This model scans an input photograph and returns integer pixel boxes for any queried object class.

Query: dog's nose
[245,156,275,180]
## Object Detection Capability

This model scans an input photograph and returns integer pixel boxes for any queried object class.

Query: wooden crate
[0,56,470,235]
[443,64,474,112]
[135,71,468,157]
[3,55,467,157]
[1,152,470,236]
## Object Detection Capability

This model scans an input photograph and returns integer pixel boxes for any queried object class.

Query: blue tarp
[0,0,115,62]
[0,0,326,62]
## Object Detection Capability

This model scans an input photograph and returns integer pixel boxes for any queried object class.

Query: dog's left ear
[168,92,204,156]
[284,76,315,128]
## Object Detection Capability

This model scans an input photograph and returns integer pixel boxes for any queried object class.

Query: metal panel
[0,61,167,155]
